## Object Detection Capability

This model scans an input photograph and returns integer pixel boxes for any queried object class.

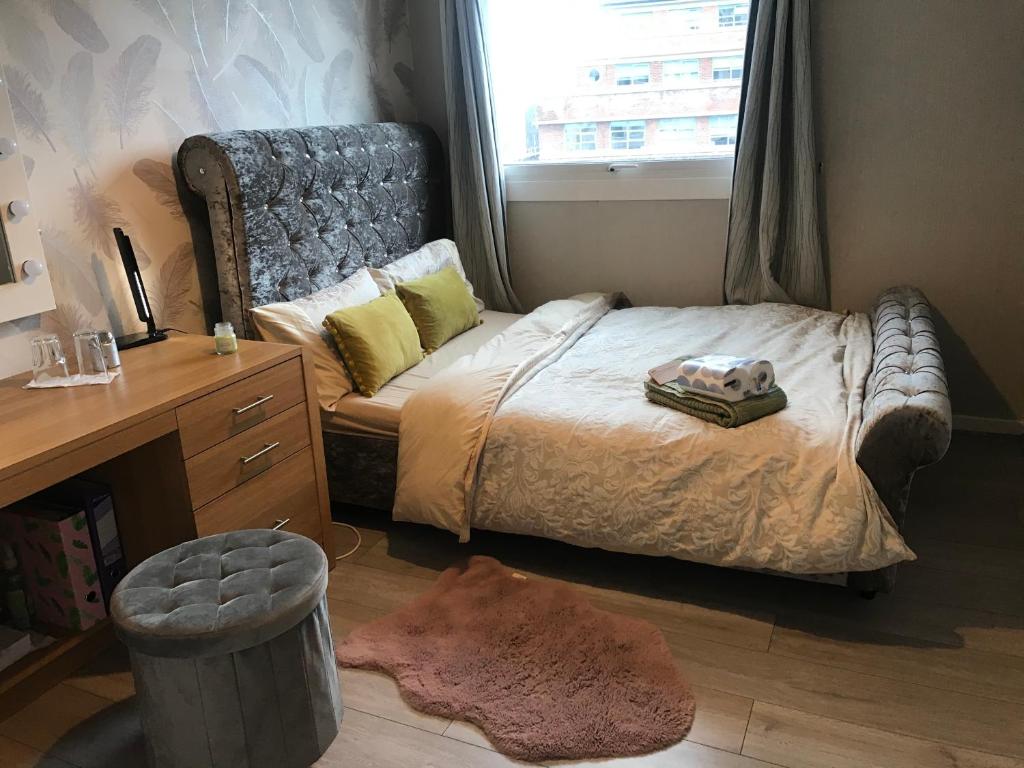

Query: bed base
[324,432,397,511]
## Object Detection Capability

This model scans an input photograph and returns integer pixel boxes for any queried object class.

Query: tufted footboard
[849,286,952,593]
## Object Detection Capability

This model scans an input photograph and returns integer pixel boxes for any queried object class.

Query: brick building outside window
[495,0,750,163]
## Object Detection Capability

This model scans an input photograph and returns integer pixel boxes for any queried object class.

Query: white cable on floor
[331,522,363,561]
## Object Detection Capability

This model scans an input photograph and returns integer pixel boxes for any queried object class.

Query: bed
[179,122,952,593]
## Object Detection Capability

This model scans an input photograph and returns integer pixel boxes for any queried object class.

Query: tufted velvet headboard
[179,123,447,339]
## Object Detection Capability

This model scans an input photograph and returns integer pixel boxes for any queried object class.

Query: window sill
[504,157,733,202]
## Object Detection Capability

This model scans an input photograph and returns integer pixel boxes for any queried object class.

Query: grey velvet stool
[111,529,342,768]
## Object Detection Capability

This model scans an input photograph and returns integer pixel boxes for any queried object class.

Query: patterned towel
[649,355,775,402]
[644,379,787,428]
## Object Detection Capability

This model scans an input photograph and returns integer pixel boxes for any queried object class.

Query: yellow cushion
[250,268,382,409]
[396,267,480,353]
[322,293,423,397]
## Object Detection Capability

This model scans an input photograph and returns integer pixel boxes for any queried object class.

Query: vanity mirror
[0,72,54,321]
[0,215,14,286]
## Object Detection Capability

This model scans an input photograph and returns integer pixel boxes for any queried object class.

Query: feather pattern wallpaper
[0,0,415,375]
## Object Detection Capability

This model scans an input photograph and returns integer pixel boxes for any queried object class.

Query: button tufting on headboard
[178,123,447,339]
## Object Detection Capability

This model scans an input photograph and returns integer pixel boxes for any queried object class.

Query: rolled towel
[644,379,787,428]
[649,355,775,402]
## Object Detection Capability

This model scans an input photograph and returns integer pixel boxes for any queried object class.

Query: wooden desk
[0,334,333,719]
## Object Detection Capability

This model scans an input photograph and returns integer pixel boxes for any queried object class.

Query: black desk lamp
[112,227,167,349]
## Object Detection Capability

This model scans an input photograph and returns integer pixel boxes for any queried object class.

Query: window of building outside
[614,62,651,86]
[669,6,704,32]
[657,117,698,148]
[664,58,700,82]
[565,122,599,151]
[489,0,751,164]
[712,55,744,81]
[611,120,646,149]
[718,4,748,28]
[709,114,739,145]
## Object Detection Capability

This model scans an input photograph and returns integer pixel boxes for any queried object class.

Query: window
[621,9,654,32]
[614,62,650,86]
[610,120,646,150]
[488,1,749,164]
[718,4,749,29]
[709,114,739,145]
[712,56,744,81]
[667,7,704,32]
[663,58,700,82]
[564,122,597,152]
[657,117,697,147]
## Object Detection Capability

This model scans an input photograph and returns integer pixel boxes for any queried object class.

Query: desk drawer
[194,447,321,542]
[177,358,305,458]
[185,404,311,509]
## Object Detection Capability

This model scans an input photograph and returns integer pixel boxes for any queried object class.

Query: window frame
[489,1,747,202]
[505,156,734,202]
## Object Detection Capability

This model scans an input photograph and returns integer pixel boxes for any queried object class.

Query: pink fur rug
[336,556,695,762]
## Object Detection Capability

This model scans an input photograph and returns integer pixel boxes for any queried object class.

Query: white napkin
[24,371,120,389]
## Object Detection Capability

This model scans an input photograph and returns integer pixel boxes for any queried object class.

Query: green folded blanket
[644,379,787,428]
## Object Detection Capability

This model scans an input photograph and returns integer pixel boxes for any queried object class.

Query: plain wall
[812,0,1023,419]
[407,0,1024,420]
[408,0,449,150]
[509,200,728,308]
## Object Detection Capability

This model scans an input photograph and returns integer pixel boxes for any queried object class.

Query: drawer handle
[233,394,274,415]
[272,518,291,530]
[240,441,280,465]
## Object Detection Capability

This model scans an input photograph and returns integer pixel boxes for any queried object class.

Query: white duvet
[394,294,914,574]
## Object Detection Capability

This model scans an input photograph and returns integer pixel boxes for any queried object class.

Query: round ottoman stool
[111,529,342,768]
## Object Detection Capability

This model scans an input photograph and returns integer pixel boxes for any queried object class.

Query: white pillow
[250,268,381,409]
[369,239,485,312]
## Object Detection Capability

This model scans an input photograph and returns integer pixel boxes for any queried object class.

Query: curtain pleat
[723,0,827,309]
[441,0,521,312]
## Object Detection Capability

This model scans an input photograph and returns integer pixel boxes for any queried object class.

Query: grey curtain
[723,0,827,309]
[440,0,521,312]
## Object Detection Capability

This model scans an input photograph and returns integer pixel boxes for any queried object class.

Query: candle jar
[214,321,238,355]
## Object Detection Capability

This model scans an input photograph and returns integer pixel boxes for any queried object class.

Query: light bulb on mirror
[8,199,30,222]
[0,137,17,160]
[20,259,44,284]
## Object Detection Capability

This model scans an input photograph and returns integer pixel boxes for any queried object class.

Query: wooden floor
[2,431,1022,767]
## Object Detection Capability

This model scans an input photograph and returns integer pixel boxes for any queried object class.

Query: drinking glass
[30,334,69,383]
[73,330,108,377]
